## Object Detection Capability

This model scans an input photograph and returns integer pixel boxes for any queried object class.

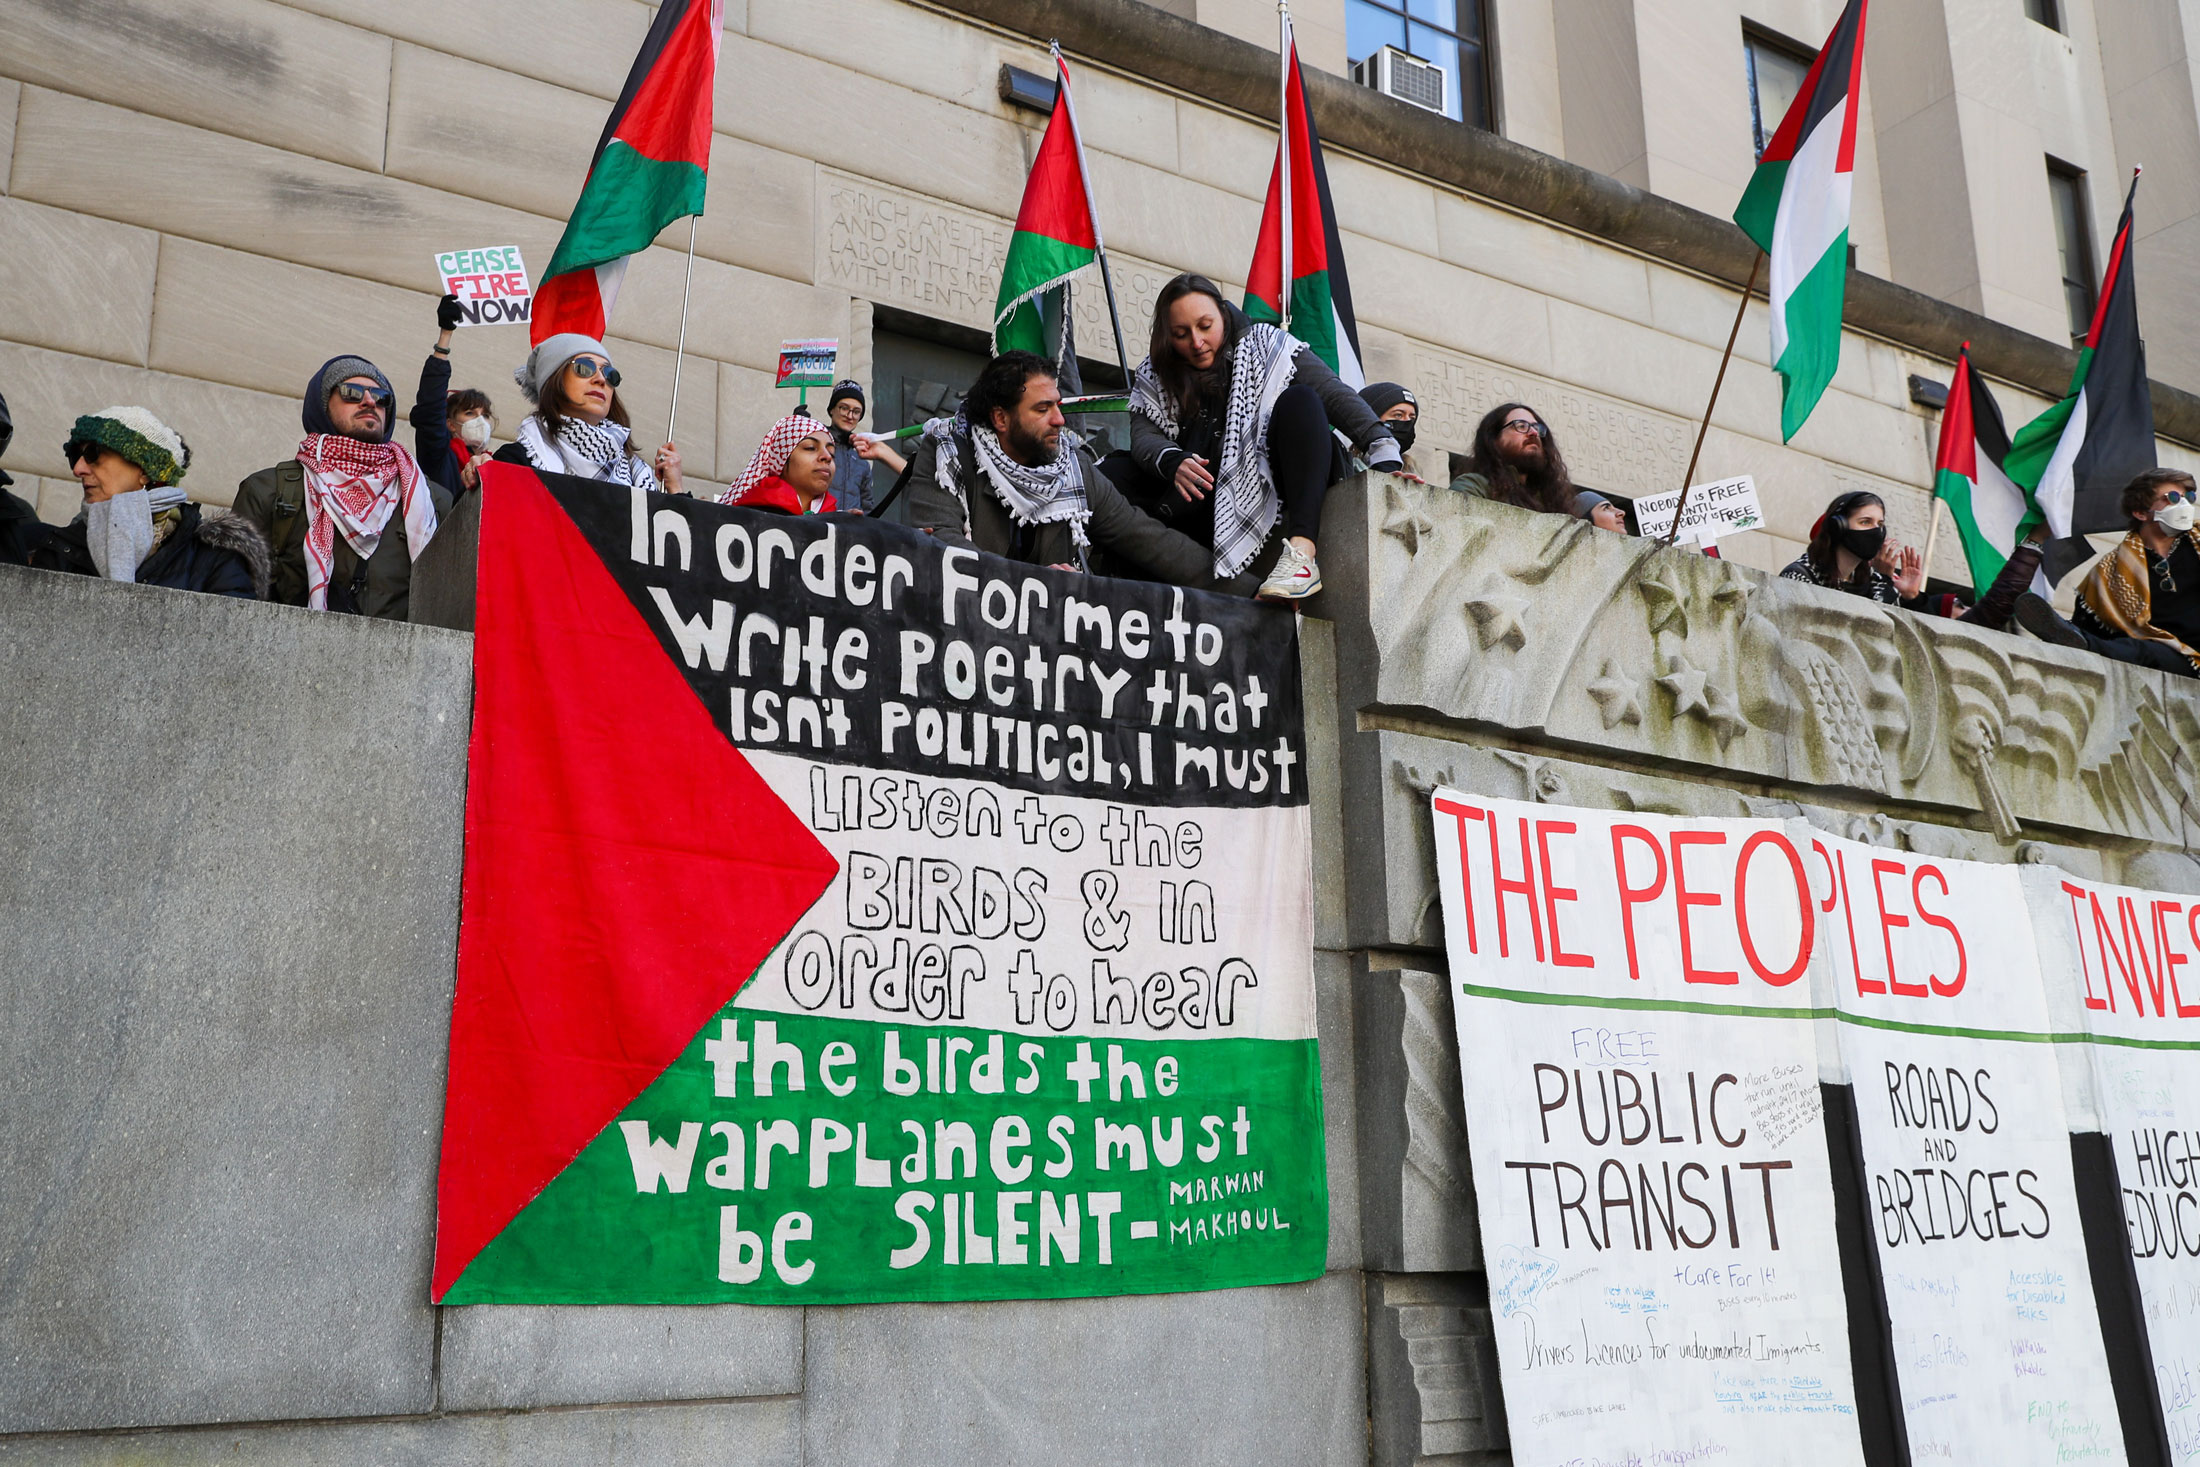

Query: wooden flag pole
[666,214,699,449]
[1665,249,1763,546]
[1922,493,1948,577]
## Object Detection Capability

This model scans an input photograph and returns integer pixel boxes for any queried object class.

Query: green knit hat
[64,406,191,488]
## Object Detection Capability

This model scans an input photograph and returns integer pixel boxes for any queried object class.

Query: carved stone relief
[1364,1272,1508,1467]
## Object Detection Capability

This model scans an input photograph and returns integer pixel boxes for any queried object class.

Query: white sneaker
[1257,541,1322,600]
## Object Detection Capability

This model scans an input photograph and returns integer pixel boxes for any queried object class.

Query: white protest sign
[1807,831,2128,1465]
[2028,867,2200,1462]
[1633,475,1765,544]
[1433,792,1866,1466]
[435,246,533,327]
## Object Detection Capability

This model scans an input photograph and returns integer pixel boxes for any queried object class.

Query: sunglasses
[334,382,393,408]
[568,357,621,388]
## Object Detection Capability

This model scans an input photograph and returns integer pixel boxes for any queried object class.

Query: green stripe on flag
[1734,158,1788,253]
[1774,232,1847,441]
[545,142,707,280]
[2004,348,2091,490]
[994,230,1096,355]
[1933,466,2011,598]
[1244,271,1340,375]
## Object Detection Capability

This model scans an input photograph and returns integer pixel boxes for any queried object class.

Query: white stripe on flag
[1971,450,2030,561]
[1332,302,1364,390]
[1768,102,1852,366]
[596,257,630,327]
[2034,388,2088,540]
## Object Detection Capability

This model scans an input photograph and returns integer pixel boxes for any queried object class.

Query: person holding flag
[523,0,725,493]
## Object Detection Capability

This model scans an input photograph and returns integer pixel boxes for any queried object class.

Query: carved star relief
[1703,679,1749,748]
[1586,659,1645,728]
[1380,486,1438,556]
[1657,654,1712,718]
[1465,588,1531,650]
[1638,568,1692,638]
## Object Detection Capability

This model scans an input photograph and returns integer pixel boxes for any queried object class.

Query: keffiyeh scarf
[923,416,1093,554]
[296,433,437,610]
[1131,321,1300,578]
[723,413,830,505]
[517,415,657,490]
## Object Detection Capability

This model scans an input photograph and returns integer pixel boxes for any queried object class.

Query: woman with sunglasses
[498,335,682,494]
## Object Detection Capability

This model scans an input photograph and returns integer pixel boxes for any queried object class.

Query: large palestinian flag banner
[1734,0,1868,442]
[432,465,1326,1303]
[1931,343,2035,599]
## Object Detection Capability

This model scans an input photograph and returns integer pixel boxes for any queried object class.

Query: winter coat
[408,353,467,497]
[906,431,1212,583]
[827,427,873,514]
[232,460,452,620]
[1,484,46,566]
[33,503,269,599]
[736,476,837,516]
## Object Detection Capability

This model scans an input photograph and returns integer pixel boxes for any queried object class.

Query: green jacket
[232,460,453,621]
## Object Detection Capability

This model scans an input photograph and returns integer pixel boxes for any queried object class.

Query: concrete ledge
[438,1304,803,1411]
[935,0,2200,447]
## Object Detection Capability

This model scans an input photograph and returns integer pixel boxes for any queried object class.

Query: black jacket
[410,353,467,497]
[1,485,46,567]
[904,429,1211,584]
[34,504,270,599]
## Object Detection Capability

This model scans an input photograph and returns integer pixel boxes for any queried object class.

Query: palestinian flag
[2005,171,2156,585]
[531,0,724,344]
[1244,19,1364,387]
[1733,0,1869,442]
[1931,344,2034,598]
[994,50,1100,359]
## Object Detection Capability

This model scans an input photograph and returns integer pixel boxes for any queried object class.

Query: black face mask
[1386,420,1417,453]
[1836,523,1887,562]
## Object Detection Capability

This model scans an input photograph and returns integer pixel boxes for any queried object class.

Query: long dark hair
[1466,402,1573,514]
[536,360,631,438]
[1808,490,1883,584]
[1146,273,1239,421]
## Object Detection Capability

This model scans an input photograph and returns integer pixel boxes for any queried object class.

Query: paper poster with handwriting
[1433,793,1865,1466]
[1812,833,2127,1466]
[2030,866,2200,1462]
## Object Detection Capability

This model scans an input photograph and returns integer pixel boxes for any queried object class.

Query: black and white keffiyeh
[924,416,1094,555]
[1131,321,1300,578]
[517,414,657,490]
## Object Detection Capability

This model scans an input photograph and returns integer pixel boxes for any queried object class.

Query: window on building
[2047,161,2096,342]
[2024,0,2061,32]
[1743,28,1814,160]
[1346,0,1494,130]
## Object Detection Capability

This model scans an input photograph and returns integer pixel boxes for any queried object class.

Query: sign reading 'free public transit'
[432,466,1324,1305]
[1434,790,2200,1467]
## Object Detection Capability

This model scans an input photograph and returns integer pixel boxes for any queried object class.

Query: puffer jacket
[34,503,269,599]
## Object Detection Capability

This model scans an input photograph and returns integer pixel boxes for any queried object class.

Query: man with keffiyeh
[233,356,452,620]
[903,351,1210,585]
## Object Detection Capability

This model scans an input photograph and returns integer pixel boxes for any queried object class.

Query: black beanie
[1359,381,1415,418]
[827,380,864,413]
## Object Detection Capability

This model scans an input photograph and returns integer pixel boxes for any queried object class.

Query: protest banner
[776,339,839,390]
[1809,831,2130,1467]
[2028,866,2200,1463]
[1633,475,1765,545]
[1433,793,1867,1466]
[431,466,1324,1304]
[434,246,533,327]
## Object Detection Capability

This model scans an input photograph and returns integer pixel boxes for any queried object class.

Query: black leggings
[2077,627,2198,677]
[1104,381,1338,546]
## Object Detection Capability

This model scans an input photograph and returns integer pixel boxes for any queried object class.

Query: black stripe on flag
[2072,182,2157,535]
[1299,74,1362,373]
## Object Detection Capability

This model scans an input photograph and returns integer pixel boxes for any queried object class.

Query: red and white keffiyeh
[720,413,831,505]
[296,433,439,610]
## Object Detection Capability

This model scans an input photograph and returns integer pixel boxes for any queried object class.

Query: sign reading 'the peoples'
[434,468,1324,1305]
[1432,793,1866,1466]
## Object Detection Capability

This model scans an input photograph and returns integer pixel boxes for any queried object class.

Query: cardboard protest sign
[435,246,533,327]
[1633,475,1765,545]
[2028,866,2200,1462]
[1433,794,1867,1466]
[433,466,1325,1304]
[776,339,839,389]
[1808,831,2130,1466]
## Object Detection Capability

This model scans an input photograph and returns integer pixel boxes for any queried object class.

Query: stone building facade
[2,0,2196,584]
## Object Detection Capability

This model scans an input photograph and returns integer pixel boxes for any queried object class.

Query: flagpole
[666,214,698,448]
[1054,42,1133,387]
[1277,2,1293,335]
[1922,495,1947,577]
[1664,249,1763,546]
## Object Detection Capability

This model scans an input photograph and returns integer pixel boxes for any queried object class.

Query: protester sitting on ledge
[495,336,682,495]
[2015,469,2200,677]
[234,356,449,619]
[32,407,266,599]
[1449,403,1579,518]
[410,295,497,497]
[720,411,838,515]
[0,389,43,567]
[909,350,1212,584]
[1121,273,1402,600]
[1355,382,1425,480]
[1779,488,2039,628]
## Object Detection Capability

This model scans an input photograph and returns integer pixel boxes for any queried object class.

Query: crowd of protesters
[0,275,2194,681]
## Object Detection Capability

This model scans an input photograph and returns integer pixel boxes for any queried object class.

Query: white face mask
[459,415,493,449]
[2155,498,2197,535]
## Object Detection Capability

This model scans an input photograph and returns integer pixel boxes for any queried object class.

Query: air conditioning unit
[1352,45,1446,116]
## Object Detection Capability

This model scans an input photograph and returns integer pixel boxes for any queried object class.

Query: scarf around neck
[517,415,656,490]
[295,433,436,611]
[84,483,187,582]
[923,416,1093,556]
[1131,321,1300,578]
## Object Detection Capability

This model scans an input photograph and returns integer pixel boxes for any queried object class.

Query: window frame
[1742,23,1816,162]
[1345,0,1497,131]
[2045,159,2097,344]
[2024,0,2062,34]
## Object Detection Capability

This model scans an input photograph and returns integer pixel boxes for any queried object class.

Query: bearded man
[905,350,1209,583]
[1448,402,1580,518]
[233,355,452,619]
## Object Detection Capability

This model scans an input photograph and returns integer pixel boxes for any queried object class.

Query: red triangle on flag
[431,465,838,1300]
